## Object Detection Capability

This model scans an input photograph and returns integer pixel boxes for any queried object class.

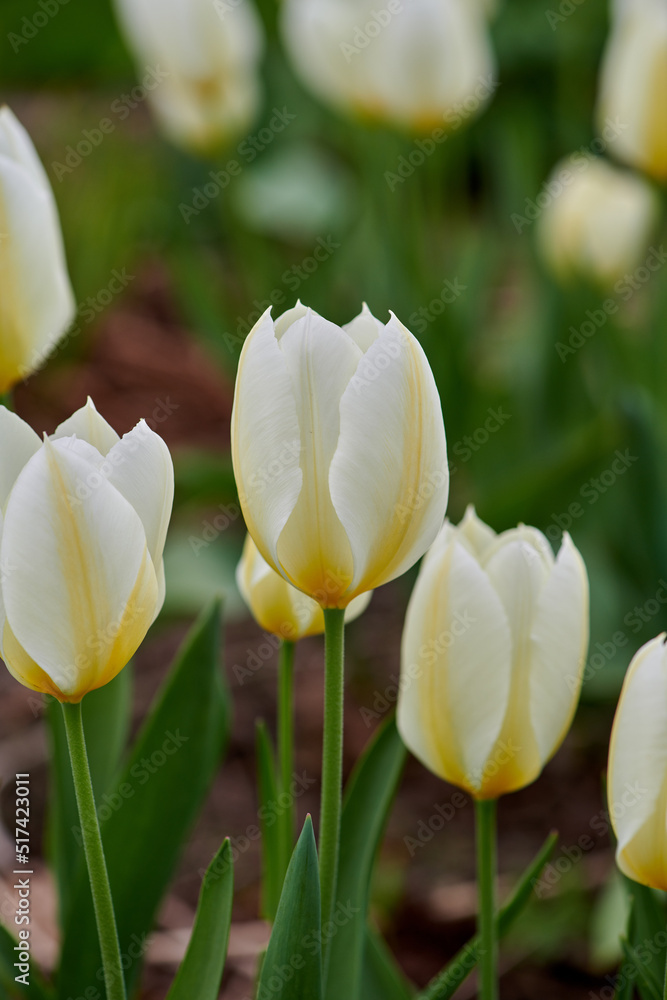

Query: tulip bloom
[231,303,449,608]
[596,0,667,180]
[538,155,658,287]
[0,399,173,702]
[237,534,371,639]
[280,0,495,133]
[608,634,667,891]
[113,0,264,153]
[0,107,75,393]
[397,508,589,799]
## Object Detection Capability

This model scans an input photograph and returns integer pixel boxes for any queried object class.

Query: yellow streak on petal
[3,620,70,701]
[0,186,28,393]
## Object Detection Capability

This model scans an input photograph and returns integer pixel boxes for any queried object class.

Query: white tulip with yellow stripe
[0,106,75,394]
[596,0,667,181]
[280,0,495,133]
[231,303,449,609]
[608,634,667,891]
[0,398,173,703]
[397,508,589,799]
[113,0,264,154]
[538,155,658,287]
[237,533,372,639]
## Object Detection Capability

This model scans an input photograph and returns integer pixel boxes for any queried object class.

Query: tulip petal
[0,107,52,193]
[53,397,120,455]
[1,437,158,700]
[0,407,41,508]
[274,309,360,603]
[529,533,589,764]
[398,540,512,796]
[105,420,174,574]
[0,153,75,392]
[275,300,308,338]
[609,635,667,889]
[231,309,303,575]
[458,505,497,559]
[330,314,448,597]
[343,303,383,352]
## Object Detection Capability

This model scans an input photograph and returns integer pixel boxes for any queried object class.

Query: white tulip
[281,0,495,133]
[0,107,75,393]
[113,0,264,153]
[231,303,448,608]
[0,398,173,702]
[597,0,667,180]
[397,508,589,799]
[237,534,372,639]
[538,155,658,286]
[608,634,667,891]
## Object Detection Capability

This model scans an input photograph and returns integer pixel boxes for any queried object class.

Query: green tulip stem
[278,639,296,876]
[319,608,346,953]
[62,701,126,1000]
[476,798,498,1000]
[664,954,667,1000]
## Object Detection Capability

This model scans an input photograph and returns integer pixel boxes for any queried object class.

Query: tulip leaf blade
[325,715,407,1000]
[256,719,283,921]
[623,879,667,1000]
[58,597,230,998]
[620,939,662,1000]
[46,665,132,926]
[417,830,558,999]
[362,925,414,999]
[166,838,234,1000]
[257,815,322,1000]
[0,923,54,1000]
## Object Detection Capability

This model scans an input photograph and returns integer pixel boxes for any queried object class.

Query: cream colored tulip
[596,0,667,180]
[0,107,75,393]
[608,634,667,890]
[237,534,372,639]
[113,0,264,153]
[0,398,173,702]
[280,0,495,133]
[397,508,589,799]
[538,155,658,287]
[231,303,448,608]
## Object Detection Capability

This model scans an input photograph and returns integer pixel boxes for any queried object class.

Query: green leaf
[0,923,53,999]
[256,720,283,921]
[46,665,132,925]
[625,879,667,996]
[58,598,231,998]
[621,940,662,1000]
[362,925,413,999]
[166,839,234,1000]
[418,831,559,1000]
[325,716,406,1000]
[257,815,322,1000]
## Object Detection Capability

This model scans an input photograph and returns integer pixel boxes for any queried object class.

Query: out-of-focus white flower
[538,155,658,286]
[237,534,371,639]
[281,0,496,133]
[0,107,75,393]
[113,0,265,154]
[0,398,173,702]
[597,0,667,180]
